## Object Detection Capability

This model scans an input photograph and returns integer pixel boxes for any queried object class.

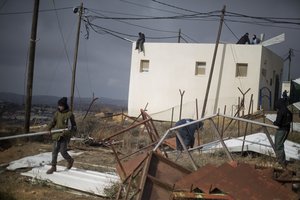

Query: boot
[67,158,74,170]
[46,165,56,174]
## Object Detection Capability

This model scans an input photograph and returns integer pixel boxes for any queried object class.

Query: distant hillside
[0,92,127,108]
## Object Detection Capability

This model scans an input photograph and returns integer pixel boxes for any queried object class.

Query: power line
[150,1,300,27]
[181,33,198,43]
[224,19,300,30]
[151,0,199,14]
[224,21,239,40]
[83,39,94,97]
[85,8,179,34]
[0,6,72,15]
[180,36,189,43]
[86,7,158,18]
[84,18,133,42]
[82,12,221,21]
[47,0,81,99]
[226,11,300,22]
[119,0,183,15]
[84,17,178,41]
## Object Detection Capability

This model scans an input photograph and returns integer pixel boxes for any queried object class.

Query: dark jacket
[48,108,77,140]
[273,98,292,131]
[175,119,203,150]
[237,34,250,44]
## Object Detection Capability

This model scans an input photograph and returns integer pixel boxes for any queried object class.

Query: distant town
[0,92,127,128]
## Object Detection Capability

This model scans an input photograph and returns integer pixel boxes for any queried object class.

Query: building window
[195,61,206,75]
[140,60,149,72]
[236,63,248,77]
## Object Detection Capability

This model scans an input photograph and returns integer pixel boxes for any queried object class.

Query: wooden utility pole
[24,0,40,133]
[201,6,226,118]
[70,2,83,112]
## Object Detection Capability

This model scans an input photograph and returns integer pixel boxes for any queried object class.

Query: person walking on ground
[273,97,293,168]
[46,97,77,174]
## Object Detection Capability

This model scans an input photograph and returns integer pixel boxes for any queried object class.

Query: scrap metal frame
[136,151,192,200]
[154,113,278,168]
[105,109,168,181]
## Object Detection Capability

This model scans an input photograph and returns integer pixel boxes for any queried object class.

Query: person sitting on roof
[135,32,145,52]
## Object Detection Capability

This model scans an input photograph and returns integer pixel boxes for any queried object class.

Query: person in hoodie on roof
[237,32,250,44]
[46,97,77,174]
[273,96,293,168]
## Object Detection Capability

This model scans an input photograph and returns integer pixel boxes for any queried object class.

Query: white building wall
[259,47,284,110]
[128,43,282,121]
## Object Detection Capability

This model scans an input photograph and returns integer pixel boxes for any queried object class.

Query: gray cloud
[0,0,300,101]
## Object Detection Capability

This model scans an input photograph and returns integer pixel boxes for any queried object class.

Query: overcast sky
[0,0,299,101]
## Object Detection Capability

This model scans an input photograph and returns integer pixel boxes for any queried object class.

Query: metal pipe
[176,132,198,170]
[103,118,152,141]
[153,130,171,151]
[0,128,67,141]
[209,119,234,162]
[170,114,218,131]
[218,114,278,129]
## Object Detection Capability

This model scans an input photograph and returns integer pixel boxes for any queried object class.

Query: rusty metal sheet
[174,164,217,191]
[191,163,298,200]
[139,152,192,200]
[163,137,177,150]
[116,152,148,180]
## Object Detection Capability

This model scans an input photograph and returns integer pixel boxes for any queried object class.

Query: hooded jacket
[273,98,292,131]
[47,107,77,141]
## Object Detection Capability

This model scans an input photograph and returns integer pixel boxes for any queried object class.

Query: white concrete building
[128,43,283,121]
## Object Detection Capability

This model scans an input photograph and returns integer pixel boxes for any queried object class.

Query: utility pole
[70,2,83,112]
[178,29,181,43]
[24,0,40,133]
[201,6,226,118]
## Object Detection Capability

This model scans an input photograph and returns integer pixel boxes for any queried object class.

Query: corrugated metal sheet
[201,133,300,161]
[22,165,120,197]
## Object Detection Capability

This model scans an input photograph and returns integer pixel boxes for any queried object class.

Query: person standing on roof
[175,119,203,151]
[46,97,77,174]
[237,33,250,44]
[273,97,293,168]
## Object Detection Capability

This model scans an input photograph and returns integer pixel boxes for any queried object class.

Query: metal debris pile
[102,110,299,200]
